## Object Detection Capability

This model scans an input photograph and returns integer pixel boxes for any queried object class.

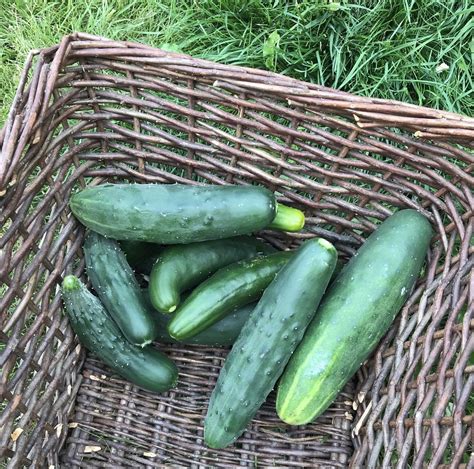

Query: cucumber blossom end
[63,275,81,292]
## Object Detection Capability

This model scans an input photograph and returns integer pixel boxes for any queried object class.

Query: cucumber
[149,237,274,313]
[142,288,255,346]
[70,183,305,244]
[84,231,157,346]
[119,240,162,273]
[62,276,178,393]
[148,296,256,347]
[276,209,432,425]
[204,238,337,449]
[168,251,293,341]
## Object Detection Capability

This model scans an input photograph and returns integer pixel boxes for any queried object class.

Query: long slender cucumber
[145,294,256,347]
[203,238,337,448]
[84,231,157,346]
[167,251,293,341]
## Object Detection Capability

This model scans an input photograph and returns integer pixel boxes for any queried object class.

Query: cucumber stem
[269,203,305,232]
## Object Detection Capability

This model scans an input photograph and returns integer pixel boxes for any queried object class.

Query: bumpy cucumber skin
[168,251,293,341]
[119,240,162,274]
[204,238,337,449]
[84,231,157,346]
[276,209,433,425]
[70,183,276,244]
[62,276,178,393]
[149,237,274,313]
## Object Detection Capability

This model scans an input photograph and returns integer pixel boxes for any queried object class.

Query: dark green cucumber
[168,251,293,341]
[204,238,337,448]
[149,297,256,347]
[143,288,255,346]
[119,240,162,273]
[62,276,178,393]
[70,183,305,244]
[156,304,255,346]
[149,237,274,313]
[276,209,432,425]
[84,231,157,346]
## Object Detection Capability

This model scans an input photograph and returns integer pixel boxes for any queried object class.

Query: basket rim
[3,31,474,132]
[24,33,474,120]
[1,32,473,194]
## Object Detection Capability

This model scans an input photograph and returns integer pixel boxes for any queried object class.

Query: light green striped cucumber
[204,238,337,449]
[276,209,432,425]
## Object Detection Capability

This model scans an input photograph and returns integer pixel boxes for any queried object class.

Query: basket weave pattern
[1,33,473,468]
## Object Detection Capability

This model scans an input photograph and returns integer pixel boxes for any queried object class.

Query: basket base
[60,345,355,467]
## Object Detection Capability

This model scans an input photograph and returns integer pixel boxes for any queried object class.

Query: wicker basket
[1,33,472,468]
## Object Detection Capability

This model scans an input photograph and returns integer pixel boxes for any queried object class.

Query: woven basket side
[0,33,472,468]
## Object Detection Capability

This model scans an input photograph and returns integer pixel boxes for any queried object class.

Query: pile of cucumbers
[62,182,432,449]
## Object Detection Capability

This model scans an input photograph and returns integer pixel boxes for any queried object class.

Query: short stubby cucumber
[119,240,162,273]
[62,276,178,393]
[204,238,337,449]
[149,237,274,313]
[168,251,293,341]
[70,183,305,244]
[276,209,433,425]
[84,231,157,346]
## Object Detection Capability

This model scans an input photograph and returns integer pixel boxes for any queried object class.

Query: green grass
[0,0,472,123]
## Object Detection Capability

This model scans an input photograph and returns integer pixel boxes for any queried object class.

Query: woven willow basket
[1,33,473,468]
